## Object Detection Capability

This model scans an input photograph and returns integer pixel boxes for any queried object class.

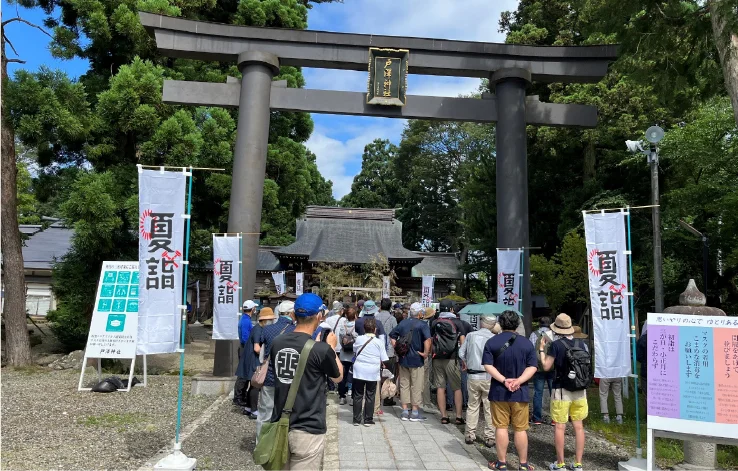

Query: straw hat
[572,325,588,339]
[550,313,575,335]
[423,307,436,320]
[258,307,277,321]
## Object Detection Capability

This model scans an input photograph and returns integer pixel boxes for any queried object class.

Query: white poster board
[78,261,139,392]
[646,312,738,470]
[382,276,391,299]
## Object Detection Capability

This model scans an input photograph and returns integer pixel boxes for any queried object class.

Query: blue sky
[3,0,518,199]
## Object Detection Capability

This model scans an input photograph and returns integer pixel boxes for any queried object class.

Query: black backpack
[560,339,592,391]
[394,326,415,358]
[432,318,460,360]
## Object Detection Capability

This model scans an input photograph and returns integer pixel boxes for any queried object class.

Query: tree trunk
[1,32,33,366]
[711,0,738,126]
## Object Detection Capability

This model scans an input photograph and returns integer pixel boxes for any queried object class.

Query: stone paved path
[331,399,488,471]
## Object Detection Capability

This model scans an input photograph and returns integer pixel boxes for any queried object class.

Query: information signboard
[647,312,738,439]
[78,261,140,392]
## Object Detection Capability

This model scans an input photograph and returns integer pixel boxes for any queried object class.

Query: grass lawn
[585,380,738,469]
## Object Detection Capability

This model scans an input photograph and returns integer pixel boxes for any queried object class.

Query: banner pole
[239,233,243,310]
[626,206,643,457]
[519,247,525,313]
[175,167,193,446]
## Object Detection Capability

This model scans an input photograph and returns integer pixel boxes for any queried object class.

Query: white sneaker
[348,397,353,406]
[339,397,347,405]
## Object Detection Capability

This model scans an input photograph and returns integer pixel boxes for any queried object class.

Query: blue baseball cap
[295,293,324,318]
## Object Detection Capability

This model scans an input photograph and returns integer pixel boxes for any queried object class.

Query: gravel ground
[1,369,216,471]
[445,394,631,470]
[180,398,261,470]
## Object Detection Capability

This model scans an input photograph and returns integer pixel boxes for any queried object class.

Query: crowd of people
[234,293,612,471]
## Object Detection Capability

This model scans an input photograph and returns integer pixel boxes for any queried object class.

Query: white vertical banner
[272,271,286,295]
[497,248,522,312]
[295,272,304,296]
[421,275,434,307]
[382,276,391,299]
[212,235,240,340]
[137,169,186,355]
[584,211,631,379]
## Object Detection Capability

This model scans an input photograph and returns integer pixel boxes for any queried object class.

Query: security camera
[625,140,644,153]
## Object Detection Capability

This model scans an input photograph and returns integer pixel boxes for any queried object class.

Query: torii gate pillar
[493,68,533,334]
[214,52,280,377]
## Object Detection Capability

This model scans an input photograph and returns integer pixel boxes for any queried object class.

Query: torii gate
[140,12,617,376]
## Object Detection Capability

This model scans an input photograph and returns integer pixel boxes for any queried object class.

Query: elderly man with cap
[389,302,432,421]
[269,293,343,470]
[538,313,590,471]
[255,300,296,443]
[233,300,258,407]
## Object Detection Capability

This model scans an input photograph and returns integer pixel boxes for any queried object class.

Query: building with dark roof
[17,222,74,316]
[260,206,462,303]
[190,206,464,316]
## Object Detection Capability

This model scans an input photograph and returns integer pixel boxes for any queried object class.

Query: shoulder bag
[253,339,315,470]
[251,324,290,388]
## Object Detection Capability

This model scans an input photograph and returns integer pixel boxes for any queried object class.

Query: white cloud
[306,119,405,199]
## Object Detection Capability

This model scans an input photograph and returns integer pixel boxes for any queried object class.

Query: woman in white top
[351,317,388,426]
[336,306,358,405]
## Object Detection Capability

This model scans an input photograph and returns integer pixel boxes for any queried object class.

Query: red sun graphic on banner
[139,209,153,241]
[587,249,601,277]
[213,258,221,276]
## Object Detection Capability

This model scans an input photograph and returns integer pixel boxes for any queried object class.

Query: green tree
[659,96,738,310]
[6,0,337,350]
[341,139,400,209]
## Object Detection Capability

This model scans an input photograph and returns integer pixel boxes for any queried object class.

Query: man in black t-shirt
[270,293,343,470]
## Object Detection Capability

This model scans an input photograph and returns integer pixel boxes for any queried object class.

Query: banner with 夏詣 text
[584,211,631,379]
[212,235,240,340]
[421,276,434,307]
[138,169,186,355]
[496,249,522,312]
[295,272,304,296]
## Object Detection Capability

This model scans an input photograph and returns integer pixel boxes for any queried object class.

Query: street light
[678,219,709,295]
[626,125,665,312]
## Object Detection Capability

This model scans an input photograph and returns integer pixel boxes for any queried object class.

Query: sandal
[441,417,450,424]
[489,461,507,470]
[519,463,535,471]
[455,418,466,425]
[484,439,494,448]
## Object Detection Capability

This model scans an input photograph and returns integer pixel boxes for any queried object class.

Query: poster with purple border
[647,313,738,440]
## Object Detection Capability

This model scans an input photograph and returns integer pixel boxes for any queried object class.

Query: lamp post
[626,125,665,312]
[678,219,709,295]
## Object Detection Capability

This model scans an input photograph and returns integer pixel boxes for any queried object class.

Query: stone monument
[663,279,726,470]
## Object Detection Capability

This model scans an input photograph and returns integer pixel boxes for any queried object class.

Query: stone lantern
[663,279,725,470]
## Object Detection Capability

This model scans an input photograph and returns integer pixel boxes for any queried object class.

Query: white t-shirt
[352,334,389,382]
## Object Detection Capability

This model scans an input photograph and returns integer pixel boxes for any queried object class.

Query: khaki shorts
[491,401,530,432]
[432,358,462,390]
[550,388,588,423]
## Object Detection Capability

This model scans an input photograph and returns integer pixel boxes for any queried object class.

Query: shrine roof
[273,206,422,264]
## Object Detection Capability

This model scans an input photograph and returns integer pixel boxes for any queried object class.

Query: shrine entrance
[139,12,617,376]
